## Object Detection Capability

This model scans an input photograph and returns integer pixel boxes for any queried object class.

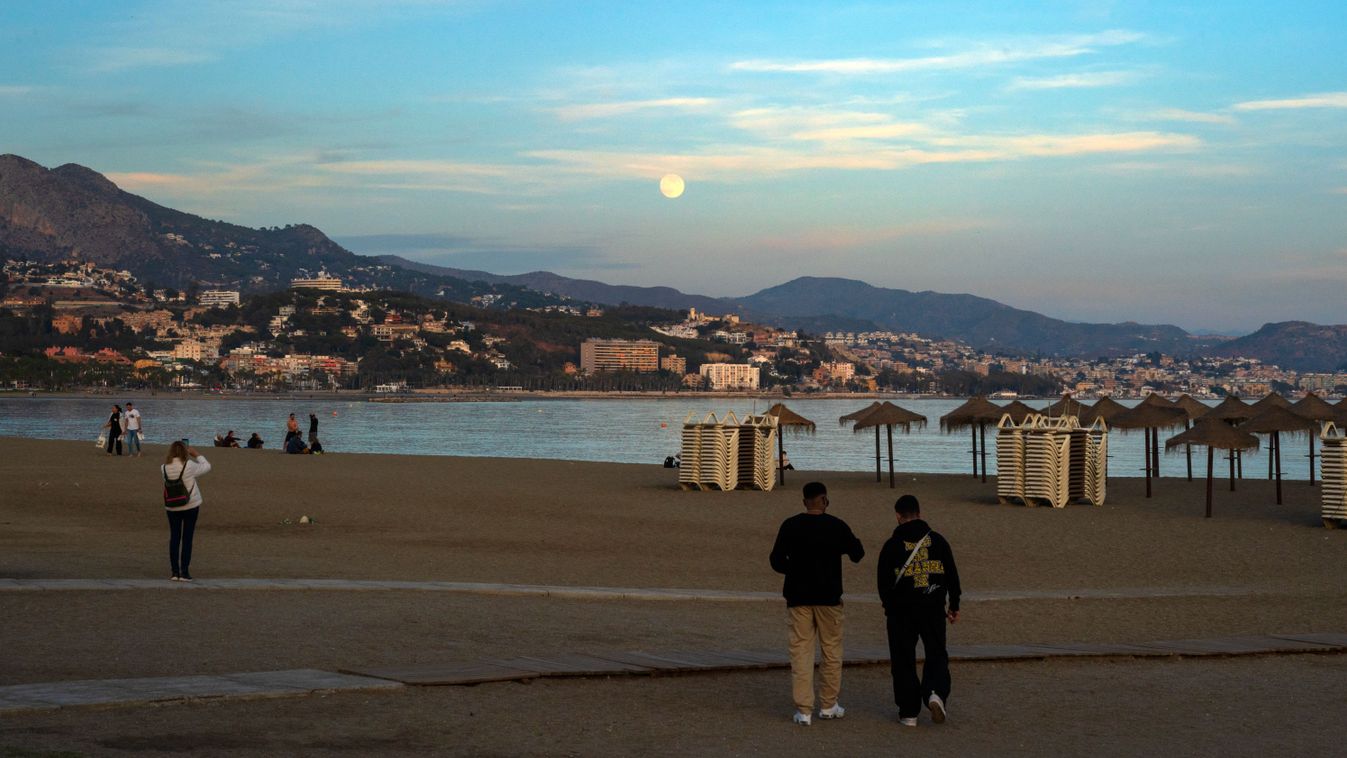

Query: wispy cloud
[88,47,212,73]
[1147,108,1237,125]
[1008,70,1139,90]
[0,85,35,96]
[731,30,1143,75]
[552,97,719,121]
[1233,92,1347,111]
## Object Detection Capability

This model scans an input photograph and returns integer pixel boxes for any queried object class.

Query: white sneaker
[928,693,946,724]
[899,717,918,727]
[819,704,845,720]
[793,712,812,726]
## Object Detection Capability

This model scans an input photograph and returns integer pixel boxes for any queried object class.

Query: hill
[1211,322,1347,373]
[0,155,558,307]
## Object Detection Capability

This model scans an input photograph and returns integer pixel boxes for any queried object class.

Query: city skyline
[3,1,1345,334]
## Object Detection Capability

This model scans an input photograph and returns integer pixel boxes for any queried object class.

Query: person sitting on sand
[309,438,324,454]
[285,435,310,454]
[213,434,227,447]
[223,430,240,448]
[246,433,264,449]
[781,451,795,471]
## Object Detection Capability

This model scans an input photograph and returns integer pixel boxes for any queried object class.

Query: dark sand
[2,437,1344,756]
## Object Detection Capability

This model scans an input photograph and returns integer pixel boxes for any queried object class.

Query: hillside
[1211,322,1347,373]
[0,155,558,307]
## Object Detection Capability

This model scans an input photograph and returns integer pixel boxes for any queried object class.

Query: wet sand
[1,437,1344,756]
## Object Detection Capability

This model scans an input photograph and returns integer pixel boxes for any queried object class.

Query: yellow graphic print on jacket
[897,540,946,589]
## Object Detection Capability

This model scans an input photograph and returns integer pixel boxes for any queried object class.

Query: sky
[2,1,1345,334]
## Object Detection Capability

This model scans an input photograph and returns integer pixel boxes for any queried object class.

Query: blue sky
[2,1,1345,333]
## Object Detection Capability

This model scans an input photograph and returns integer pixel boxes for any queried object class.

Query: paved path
[3,633,1343,716]
[0,577,1263,604]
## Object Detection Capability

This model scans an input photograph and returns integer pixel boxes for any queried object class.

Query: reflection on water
[0,395,1270,479]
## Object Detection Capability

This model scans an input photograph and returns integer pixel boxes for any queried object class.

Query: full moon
[659,174,685,199]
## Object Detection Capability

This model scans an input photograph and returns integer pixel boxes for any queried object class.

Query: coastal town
[3,258,1343,398]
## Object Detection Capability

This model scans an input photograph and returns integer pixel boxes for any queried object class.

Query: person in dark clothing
[769,481,865,726]
[877,494,961,727]
[246,433,264,449]
[104,404,123,456]
[308,413,319,446]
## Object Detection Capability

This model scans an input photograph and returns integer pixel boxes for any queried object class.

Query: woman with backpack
[162,440,211,582]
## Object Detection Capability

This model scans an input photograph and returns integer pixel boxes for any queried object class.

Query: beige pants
[788,605,844,714]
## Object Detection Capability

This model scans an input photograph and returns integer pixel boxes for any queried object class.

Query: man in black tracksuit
[877,494,961,727]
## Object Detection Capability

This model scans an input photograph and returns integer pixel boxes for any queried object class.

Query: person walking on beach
[877,494,961,728]
[104,404,123,456]
[770,481,864,726]
[124,401,143,457]
[161,441,211,582]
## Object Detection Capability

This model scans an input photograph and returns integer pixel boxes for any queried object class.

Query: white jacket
[162,456,211,511]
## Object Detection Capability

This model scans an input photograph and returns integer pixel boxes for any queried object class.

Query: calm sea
[0,395,1281,479]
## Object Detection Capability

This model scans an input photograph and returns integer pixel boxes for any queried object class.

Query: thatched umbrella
[1292,392,1342,485]
[1242,405,1316,504]
[766,403,815,486]
[1111,403,1187,499]
[840,402,884,483]
[998,400,1039,424]
[1166,420,1260,518]
[852,402,927,489]
[1172,394,1212,481]
[1137,394,1180,478]
[1081,396,1129,426]
[940,396,1004,483]
[1249,392,1291,413]
[1203,395,1253,480]
[1042,393,1089,420]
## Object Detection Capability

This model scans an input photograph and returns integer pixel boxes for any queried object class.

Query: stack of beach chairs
[1319,422,1347,528]
[679,411,777,491]
[996,414,1108,507]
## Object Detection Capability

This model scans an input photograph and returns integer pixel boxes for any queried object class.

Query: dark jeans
[106,433,121,455]
[886,608,951,718]
[166,507,200,575]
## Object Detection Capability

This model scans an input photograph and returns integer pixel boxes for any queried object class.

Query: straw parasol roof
[1138,393,1177,410]
[852,401,928,432]
[1172,394,1211,420]
[940,396,1004,431]
[1249,392,1291,413]
[1165,419,1260,452]
[1081,396,1128,425]
[1042,394,1089,419]
[1110,402,1187,431]
[765,403,816,434]
[1242,405,1317,435]
[1291,392,1340,422]
[839,401,882,427]
[998,400,1038,423]
[1202,395,1252,423]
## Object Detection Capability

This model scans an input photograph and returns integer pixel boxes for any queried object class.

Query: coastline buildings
[290,275,343,291]
[198,289,240,307]
[579,338,660,374]
[700,363,760,390]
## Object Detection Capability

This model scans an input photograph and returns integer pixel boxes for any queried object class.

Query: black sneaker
[180,571,193,582]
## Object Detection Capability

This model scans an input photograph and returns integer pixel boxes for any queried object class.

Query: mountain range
[4,153,1346,370]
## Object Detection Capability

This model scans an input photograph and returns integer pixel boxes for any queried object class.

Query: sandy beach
[2,436,1345,756]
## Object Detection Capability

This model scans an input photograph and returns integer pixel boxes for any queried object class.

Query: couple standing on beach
[770,482,960,729]
[102,401,143,456]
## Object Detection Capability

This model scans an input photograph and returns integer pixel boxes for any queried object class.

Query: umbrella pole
[1185,419,1193,482]
[1237,448,1243,479]
[874,426,881,483]
[1309,435,1317,486]
[887,424,894,489]
[1229,444,1237,491]
[1143,430,1152,499]
[980,423,988,484]
[1205,446,1214,518]
[1274,431,1282,505]
[1268,438,1274,480]
[777,427,785,486]
[970,426,978,479]
[1152,427,1160,478]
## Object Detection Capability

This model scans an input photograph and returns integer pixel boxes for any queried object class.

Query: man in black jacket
[877,494,961,727]
[770,481,865,726]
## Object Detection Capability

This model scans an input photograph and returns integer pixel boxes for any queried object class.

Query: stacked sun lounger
[997,414,1107,507]
[995,414,1026,503]
[1022,416,1072,508]
[736,414,779,492]
[1319,422,1347,528]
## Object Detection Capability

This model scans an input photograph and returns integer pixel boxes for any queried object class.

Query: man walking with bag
[770,481,865,726]
[878,494,961,727]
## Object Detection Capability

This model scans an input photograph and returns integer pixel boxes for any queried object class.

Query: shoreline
[1,388,1064,402]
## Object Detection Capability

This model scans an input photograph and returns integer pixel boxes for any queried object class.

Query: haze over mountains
[3,154,1346,370]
